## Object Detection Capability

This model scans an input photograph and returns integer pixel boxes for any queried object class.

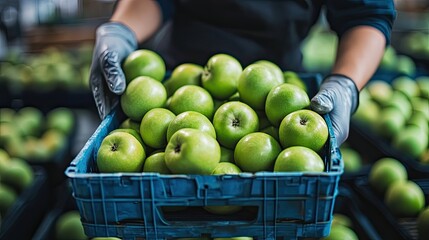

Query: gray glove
[310,74,359,146]
[90,22,137,119]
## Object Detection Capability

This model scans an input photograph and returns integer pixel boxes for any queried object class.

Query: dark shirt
[148,0,396,71]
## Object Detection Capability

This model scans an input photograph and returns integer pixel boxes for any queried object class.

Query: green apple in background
[164,63,203,96]
[0,108,15,123]
[234,132,281,172]
[340,146,363,173]
[274,146,324,172]
[237,64,283,110]
[321,224,358,240]
[220,146,234,163]
[351,99,380,128]
[201,53,243,100]
[0,122,18,147]
[392,125,428,159]
[410,97,429,120]
[120,76,167,122]
[384,91,412,119]
[385,180,425,217]
[143,152,171,174]
[379,45,397,70]
[40,129,67,155]
[165,128,220,174]
[407,111,428,132]
[279,109,328,152]
[166,111,216,142]
[24,136,52,162]
[204,162,243,215]
[46,107,75,135]
[119,118,141,132]
[375,107,406,139]
[392,76,420,99]
[0,149,10,173]
[123,49,166,83]
[140,108,176,149]
[253,60,284,83]
[213,101,259,149]
[416,76,429,99]
[15,107,44,137]
[368,157,407,195]
[366,80,393,105]
[0,183,17,217]
[332,213,353,228]
[168,85,215,119]
[283,71,307,93]
[55,211,87,240]
[1,158,34,193]
[417,207,429,239]
[97,131,146,173]
[265,83,310,127]
[396,55,416,76]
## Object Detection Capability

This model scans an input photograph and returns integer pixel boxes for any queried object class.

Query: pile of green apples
[0,107,75,162]
[378,46,418,76]
[0,45,92,93]
[352,75,429,163]
[0,149,34,224]
[368,157,429,239]
[399,31,429,61]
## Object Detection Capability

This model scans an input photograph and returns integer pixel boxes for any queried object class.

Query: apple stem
[111,143,118,152]
[300,118,308,125]
[174,144,181,153]
[232,118,240,127]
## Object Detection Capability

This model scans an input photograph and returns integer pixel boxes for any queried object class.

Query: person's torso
[146,0,324,71]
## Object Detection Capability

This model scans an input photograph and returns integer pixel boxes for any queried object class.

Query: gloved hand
[90,22,138,119]
[310,74,359,146]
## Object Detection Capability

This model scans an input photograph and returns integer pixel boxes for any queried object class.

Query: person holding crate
[89,0,396,146]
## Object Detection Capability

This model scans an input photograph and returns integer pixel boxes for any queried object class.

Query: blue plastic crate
[65,73,343,240]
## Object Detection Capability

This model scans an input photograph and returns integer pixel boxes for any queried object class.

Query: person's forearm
[331,26,386,90]
[111,0,162,43]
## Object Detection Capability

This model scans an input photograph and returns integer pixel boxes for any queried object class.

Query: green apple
[1,158,34,193]
[123,49,166,83]
[0,149,10,174]
[383,91,412,120]
[366,80,393,105]
[55,211,87,240]
[340,146,363,173]
[322,224,358,240]
[379,46,397,70]
[385,180,425,217]
[97,131,146,173]
[40,129,67,155]
[417,207,429,239]
[283,72,307,93]
[204,162,243,215]
[0,108,15,123]
[15,107,44,137]
[265,83,310,127]
[375,107,406,139]
[392,76,420,99]
[368,157,407,195]
[234,132,281,172]
[351,99,380,127]
[416,76,429,99]
[274,146,324,172]
[119,118,141,132]
[46,107,75,135]
[166,111,216,142]
[109,128,148,153]
[143,152,171,174]
[407,111,428,132]
[220,146,234,163]
[168,85,215,119]
[165,128,220,174]
[201,53,242,100]
[392,125,428,159]
[396,55,416,76]
[237,63,283,110]
[411,97,429,120]
[120,76,167,122]
[253,60,284,83]
[213,101,259,149]
[140,108,176,149]
[279,109,328,152]
[164,63,203,96]
[332,213,353,228]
